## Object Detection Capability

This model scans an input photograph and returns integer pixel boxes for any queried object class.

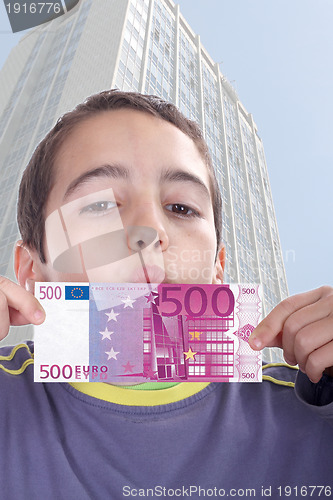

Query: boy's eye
[79,201,117,214]
[165,203,198,217]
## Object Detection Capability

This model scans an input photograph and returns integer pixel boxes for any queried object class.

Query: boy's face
[35,109,224,285]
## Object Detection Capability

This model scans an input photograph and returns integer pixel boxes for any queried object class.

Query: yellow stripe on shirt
[0,343,34,376]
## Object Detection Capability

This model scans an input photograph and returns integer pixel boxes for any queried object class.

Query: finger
[0,277,45,327]
[9,308,43,327]
[294,316,333,373]
[0,290,11,341]
[304,340,333,383]
[281,297,333,365]
[249,287,327,350]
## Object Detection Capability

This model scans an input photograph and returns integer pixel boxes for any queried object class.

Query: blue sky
[177,0,333,295]
[0,0,332,296]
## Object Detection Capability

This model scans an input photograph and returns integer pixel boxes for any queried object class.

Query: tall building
[0,0,288,361]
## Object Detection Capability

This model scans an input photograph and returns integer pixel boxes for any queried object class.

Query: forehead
[54,109,208,179]
[47,109,211,212]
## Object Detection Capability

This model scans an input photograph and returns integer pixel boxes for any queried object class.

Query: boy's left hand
[249,286,333,383]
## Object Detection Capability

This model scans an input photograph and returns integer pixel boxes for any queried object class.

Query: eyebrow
[63,164,129,202]
[160,168,211,200]
[62,163,211,202]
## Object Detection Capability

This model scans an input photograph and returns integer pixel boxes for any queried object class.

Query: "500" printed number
[39,285,62,300]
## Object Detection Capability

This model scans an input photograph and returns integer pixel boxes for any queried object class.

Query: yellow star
[189,331,203,341]
[183,347,197,361]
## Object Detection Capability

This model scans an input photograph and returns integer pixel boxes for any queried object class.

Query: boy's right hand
[0,276,45,341]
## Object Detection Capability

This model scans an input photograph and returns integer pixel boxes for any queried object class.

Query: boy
[0,90,332,498]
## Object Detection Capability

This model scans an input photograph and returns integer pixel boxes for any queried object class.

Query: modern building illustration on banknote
[89,284,261,382]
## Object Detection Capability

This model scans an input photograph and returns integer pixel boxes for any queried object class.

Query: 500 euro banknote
[34,283,262,383]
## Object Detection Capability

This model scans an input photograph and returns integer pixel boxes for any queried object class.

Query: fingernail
[34,309,45,322]
[250,337,262,349]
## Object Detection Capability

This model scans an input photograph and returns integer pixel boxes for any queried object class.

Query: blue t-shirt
[1,342,333,499]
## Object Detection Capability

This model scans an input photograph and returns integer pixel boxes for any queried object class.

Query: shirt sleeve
[294,371,333,426]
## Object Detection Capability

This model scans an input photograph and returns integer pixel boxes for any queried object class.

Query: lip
[130,265,165,284]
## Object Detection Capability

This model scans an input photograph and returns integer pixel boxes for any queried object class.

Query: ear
[212,244,226,284]
[14,240,45,293]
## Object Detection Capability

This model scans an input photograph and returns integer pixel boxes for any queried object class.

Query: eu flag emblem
[65,286,89,300]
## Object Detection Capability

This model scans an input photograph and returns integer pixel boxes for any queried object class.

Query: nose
[125,203,169,253]
[126,226,160,253]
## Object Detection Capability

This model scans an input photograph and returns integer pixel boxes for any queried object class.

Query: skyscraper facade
[0,0,287,361]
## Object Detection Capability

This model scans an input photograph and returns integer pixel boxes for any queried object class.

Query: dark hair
[17,89,222,263]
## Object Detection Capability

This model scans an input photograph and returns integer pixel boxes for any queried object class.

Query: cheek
[164,228,217,284]
[186,223,217,258]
